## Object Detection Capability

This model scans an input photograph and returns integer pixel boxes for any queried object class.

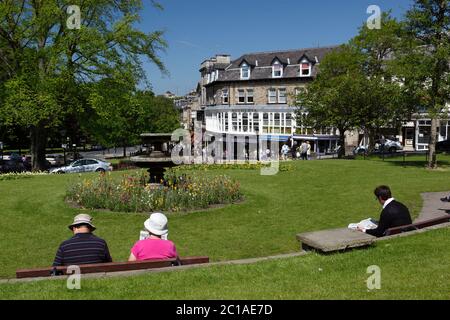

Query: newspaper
[139,230,168,240]
[348,218,378,232]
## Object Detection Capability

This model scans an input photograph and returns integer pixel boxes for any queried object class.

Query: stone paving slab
[296,228,375,253]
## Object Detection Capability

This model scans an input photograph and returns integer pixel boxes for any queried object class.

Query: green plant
[66,171,242,213]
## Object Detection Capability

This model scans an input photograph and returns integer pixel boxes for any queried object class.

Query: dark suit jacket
[366,200,412,238]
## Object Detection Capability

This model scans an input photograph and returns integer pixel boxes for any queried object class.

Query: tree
[296,46,368,158]
[0,0,167,170]
[350,13,411,151]
[395,0,450,168]
[83,72,181,156]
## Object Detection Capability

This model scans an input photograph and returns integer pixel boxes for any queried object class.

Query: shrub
[66,171,242,213]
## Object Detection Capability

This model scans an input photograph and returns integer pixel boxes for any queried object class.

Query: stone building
[198,47,347,156]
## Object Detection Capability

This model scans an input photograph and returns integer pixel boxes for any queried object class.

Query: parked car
[354,139,403,155]
[0,159,26,173]
[436,139,450,153]
[50,158,113,174]
[46,155,65,167]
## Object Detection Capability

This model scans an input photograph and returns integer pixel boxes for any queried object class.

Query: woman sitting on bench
[128,212,179,262]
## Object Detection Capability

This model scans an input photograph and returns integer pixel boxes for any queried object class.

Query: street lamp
[255,127,260,162]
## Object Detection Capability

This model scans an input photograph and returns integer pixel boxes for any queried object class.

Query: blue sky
[139,0,413,95]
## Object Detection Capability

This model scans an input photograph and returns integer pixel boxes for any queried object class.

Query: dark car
[0,159,26,173]
[436,140,450,153]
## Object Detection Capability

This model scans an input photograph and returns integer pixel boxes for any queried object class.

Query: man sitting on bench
[358,186,413,238]
[52,214,113,267]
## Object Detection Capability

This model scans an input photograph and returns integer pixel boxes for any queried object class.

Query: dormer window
[272,61,283,78]
[241,63,250,80]
[300,62,311,77]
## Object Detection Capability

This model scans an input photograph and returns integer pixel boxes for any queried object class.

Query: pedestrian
[281,144,290,161]
[300,141,308,160]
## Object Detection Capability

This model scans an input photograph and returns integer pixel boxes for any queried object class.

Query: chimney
[215,54,231,64]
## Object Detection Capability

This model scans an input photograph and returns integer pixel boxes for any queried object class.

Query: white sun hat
[144,212,169,236]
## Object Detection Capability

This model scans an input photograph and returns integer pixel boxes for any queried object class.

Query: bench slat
[16,256,209,279]
[385,215,450,236]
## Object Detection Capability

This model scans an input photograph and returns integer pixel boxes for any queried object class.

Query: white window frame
[240,63,250,80]
[222,89,229,104]
[272,61,283,78]
[268,89,277,104]
[246,89,254,104]
[278,88,287,104]
[238,89,246,104]
[300,62,311,77]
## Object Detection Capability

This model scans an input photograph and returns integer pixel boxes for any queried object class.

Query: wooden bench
[385,215,450,236]
[16,256,209,279]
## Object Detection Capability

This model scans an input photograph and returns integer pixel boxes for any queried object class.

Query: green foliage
[2,161,450,298]
[0,1,168,169]
[296,45,368,156]
[66,171,242,213]
[0,172,48,181]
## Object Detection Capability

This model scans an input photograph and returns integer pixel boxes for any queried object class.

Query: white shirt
[383,198,395,209]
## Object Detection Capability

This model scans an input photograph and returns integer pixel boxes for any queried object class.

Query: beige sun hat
[68,214,96,231]
[144,212,168,236]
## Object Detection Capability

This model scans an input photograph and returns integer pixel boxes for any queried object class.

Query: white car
[354,139,403,155]
[50,159,113,174]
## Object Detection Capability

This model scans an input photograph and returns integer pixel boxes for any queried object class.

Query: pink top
[131,238,178,261]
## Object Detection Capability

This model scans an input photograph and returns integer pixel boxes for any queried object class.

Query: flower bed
[66,171,242,213]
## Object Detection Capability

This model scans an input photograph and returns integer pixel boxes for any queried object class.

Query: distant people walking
[53,214,112,267]
[281,144,290,161]
[129,213,179,262]
[300,141,309,160]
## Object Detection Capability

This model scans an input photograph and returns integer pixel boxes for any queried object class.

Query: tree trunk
[30,125,47,171]
[123,145,127,158]
[428,117,438,169]
[338,129,346,159]
[367,128,377,153]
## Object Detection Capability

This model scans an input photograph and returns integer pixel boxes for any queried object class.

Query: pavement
[415,191,450,222]
[78,146,140,161]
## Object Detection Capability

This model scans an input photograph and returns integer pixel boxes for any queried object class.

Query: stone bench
[296,228,376,253]
[297,215,450,253]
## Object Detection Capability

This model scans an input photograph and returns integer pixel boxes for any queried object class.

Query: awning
[260,135,291,142]
[293,135,340,141]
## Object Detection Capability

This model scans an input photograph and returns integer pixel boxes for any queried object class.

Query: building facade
[199,47,343,156]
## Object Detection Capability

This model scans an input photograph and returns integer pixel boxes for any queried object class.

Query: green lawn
[1,158,450,299]
[1,228,449,299]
